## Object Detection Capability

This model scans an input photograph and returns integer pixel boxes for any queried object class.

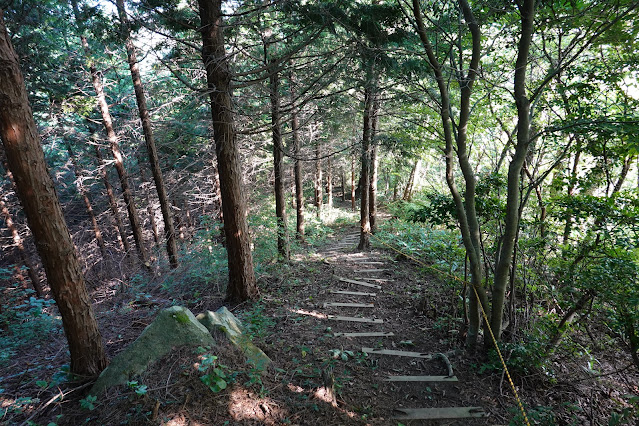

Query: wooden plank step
[335,276,381,289]
[353,269,387,273]
[328,315,383,324]
[333,332,394,337]
[392,407,486,420]
[323,302,374,308]
[329,290,376,297]
[354,261,385,265]
[362,348,433,359]
[384,375,458,382]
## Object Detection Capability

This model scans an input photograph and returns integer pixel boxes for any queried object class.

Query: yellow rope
[366,230,531,426]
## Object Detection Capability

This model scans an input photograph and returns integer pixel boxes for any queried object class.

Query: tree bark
[403,159,420,201]
[351,150,356,210]
[412,0,488,349]
[70,1,149,266]
[65,142,107,258]
[358,86,373,251]
[327,155,333,209]
[0,12,107,375]
[94,143,128,252]
[290,72,304,241]
[268,64,290,260]
[116,0,178,269]
[314,137,322,218]
[491,0,536,341]
[0,195,43,296]
[369,94,380,233]
[138,165,160,248]
[197,0,257,302]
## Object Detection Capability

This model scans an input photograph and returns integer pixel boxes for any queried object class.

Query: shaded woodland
[1,0,639,424]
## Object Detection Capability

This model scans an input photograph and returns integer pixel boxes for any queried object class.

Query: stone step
[392,407,486,420]
[362,347,433,359]
[328,315,383,324]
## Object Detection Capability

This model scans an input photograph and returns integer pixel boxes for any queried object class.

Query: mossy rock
[90,306,214,396]
[197,307,271,372]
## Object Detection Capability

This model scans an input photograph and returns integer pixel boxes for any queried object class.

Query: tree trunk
[358,86,373,251]
[491,0,535,341]
[94,143,128,252]
[314,137,322,219]
[290,71,304,241]
[138,165,160,248]
[327,155,333,209]
[65,142,107,258]
[351,151,356,210]
[116,0,178,269]
[341,171,346,202]
[369,94,380,233]
[412,0,488,350]
[403,159,420,201]
[0,13,107,375]
[197,0,257,302]
[70,3,149,266]
[268,65,290,260]
[0,195,43,296]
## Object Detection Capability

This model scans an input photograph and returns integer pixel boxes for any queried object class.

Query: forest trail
[302,228,492,424]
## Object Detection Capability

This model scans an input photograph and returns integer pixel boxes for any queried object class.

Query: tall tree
[70,0,150,266]
[197,0,258,302]
[290,72,305,241]
[0,10,107,375]
[115,0,179,268]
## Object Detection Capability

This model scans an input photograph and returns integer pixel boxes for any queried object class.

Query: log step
[335,276,381,289]
[354,261,385,265]
[328,315,383,324]
[392,407,486,420]
[362,347,433,359]
[333,332,394,337]
[329,290,376,297]
[353,269,386,273]
[323,302,374,308]
[384,375,458,382]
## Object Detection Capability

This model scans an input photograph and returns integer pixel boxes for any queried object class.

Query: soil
[1,221,638,425]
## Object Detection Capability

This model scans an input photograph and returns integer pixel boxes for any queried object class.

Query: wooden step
[323,302,374,308]
[353,261,385,265]
[392,407,486,420]
[329,290,376,297]
[384,375,458,382]
[362,348,433,359]
[333,332,394,337]
[335,276,381,289]
[328,315,383,324]
[353,269,387,273]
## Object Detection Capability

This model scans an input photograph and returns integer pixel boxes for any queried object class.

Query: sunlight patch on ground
[228,386,287,424]
[289,308,327,319]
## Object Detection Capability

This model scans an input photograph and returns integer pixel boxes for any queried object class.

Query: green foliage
[0,278,61,365]
[126,381,148,396]
[196,351,229,393]
[79,395,97,411]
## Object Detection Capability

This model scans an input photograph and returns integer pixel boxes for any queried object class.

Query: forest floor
[2,212,638,425]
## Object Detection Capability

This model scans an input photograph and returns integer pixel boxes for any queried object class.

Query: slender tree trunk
[351,151,356,211]
[290,71,305,241]
[268,65,290,260]
[138,165,160,248]
[327,155,333,209]
[491,0,536,340]
[116,0,178,268]
[65,142,107,258]
[341,171,346,202]
[412,0,488,350]
[0,196,43,296]
[403,159,420,201]
[71,4,149,266]
[369,94,379,233]
[0,13,107,375]
[314,138,322,218]
[94,144,128,252]
[563,145,581,243]
[197,0,257,302]
[358,86,373,251]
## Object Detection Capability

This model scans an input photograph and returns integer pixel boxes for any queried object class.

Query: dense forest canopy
[1,0,639,424]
